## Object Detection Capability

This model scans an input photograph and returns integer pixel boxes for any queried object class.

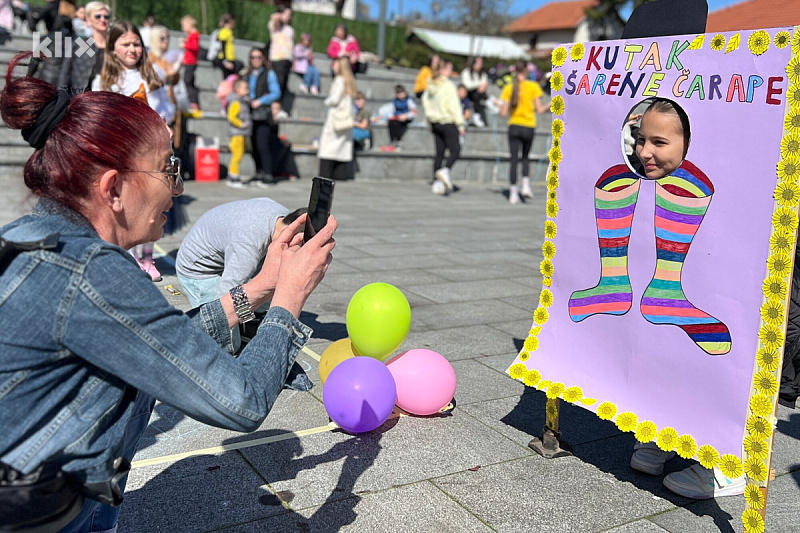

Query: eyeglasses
[160,36,169,41]
[122,156,183,194]
[250,55,263,60]
[93,14,110,20]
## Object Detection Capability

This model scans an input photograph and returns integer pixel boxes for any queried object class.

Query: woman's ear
[96,169,125,212]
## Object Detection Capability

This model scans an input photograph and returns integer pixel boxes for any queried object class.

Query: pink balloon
[386,349,456,415]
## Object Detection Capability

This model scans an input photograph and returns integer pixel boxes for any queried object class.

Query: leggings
[430,122,460,172]
[229,135,245,177]
[319,158,348,180]
[272,59,292,109]
[507,124,535,185]
[252,120,274,176]
[183,64,199,106]
[388,120,410,143]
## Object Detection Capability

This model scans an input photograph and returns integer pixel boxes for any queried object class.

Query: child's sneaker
[435,167,453,191]
[256,174,274,188]
[226,176,247,188]
[298,83,308,94]
[630,441,677,475]
[310,86,319,95]
[509,186,520,205]
[393,141,403,152]
[663,464,745,499]
[363,138,371,150]
[521,177,534,199]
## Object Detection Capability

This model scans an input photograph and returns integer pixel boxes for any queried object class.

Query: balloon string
[302,345,321,361]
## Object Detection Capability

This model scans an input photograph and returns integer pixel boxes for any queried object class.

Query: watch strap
[229,285,256,323]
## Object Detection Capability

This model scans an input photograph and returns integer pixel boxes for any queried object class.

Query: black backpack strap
[0,233,60,273]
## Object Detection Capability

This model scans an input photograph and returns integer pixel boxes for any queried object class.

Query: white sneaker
[276,110,289,120]
[509,186,520,204]
[431,180,447,195]
[298,84,308,94]
[663,463,746,499]
[226,177,247,189]
[310,86,319,95]
[435,168,453,191]
[630,441,677,475]
[521,177,533,199]
[473,114,485,128]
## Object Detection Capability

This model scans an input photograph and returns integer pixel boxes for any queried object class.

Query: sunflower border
[505,34,800,527]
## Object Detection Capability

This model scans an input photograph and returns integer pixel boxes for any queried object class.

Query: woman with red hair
[0,52,336,531]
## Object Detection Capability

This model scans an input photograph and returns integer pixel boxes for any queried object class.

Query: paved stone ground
[2,174,800,532]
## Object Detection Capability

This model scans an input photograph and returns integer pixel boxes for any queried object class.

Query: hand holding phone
[304,177,335,244]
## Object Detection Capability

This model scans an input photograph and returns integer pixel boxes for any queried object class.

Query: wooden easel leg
[528,398,573,458]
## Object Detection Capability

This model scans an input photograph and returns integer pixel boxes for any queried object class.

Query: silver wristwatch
[229,285,256,323]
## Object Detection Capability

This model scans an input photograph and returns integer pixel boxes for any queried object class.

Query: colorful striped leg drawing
[569,165,641,321]
[640,161,732,355]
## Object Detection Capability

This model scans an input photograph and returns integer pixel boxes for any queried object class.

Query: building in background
[503,0,620,58]
[292,0,370,20]
[706,0,800,32]
[408,27,529,60]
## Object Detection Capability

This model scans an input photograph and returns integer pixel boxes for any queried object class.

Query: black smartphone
[304,177,335,243]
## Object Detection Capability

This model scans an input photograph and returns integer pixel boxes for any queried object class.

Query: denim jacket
[0,199,312,484]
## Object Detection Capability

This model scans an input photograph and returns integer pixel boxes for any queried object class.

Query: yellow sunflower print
[756,347,780,372]
[533,306,549,325]
[634,420,657,443]
[551,46,567,67]
[769,229,793,254]
[787,84,800,109]
[787,56,800,86]
[615,412,637,432]
[753,370,779,396]
[550,71,564,92]
[766,251,792,277]
[762,275,788,301]
[744,457,768,482]
[781,134,800,159]
[746,415,772,439]
[570,43,585,61]
[596,401,617,420]
[697,444,719,469]
[657,427,678,451]
[523,369,541,387]
[760,300,785,326]
[675,434,697,459]
[784,107,800,135]
[562,386,583,403]
[747,30,770,55]
[546,382,565,399]
[551,118,564,137]
[774,30,791,49]
[719,453,743,478]
[551,95,565,116]
[749,393,774,418]
[743,435,770,460]
[742,508,765,533]
[710,34,726,51]
[777,158,800,184]
[509,363,527,379]
[542,241,556,259]
[744,484,765,510]
[544,220,557,239]
[539,288,554,308]
[523,335,539,352]
[546,199,559,218]
[772,207,799,232]
[774,181,800,207]
[540,259,554,278]
[758,323,784,351]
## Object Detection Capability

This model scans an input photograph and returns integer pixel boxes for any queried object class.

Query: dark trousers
[252,120,274,176]
[467,89,486,123]
[272,59,292,110]
[183,64,199,106]
[319,158,348,180]
[213,58,243,80]
[388,120,410,143]
[507,124,535,185]
[430,122,460,172]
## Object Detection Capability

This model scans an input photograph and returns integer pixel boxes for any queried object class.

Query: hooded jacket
[421,76,464,128]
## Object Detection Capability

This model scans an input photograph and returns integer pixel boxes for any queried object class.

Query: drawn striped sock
[569,165,640,322]
[641,162,731,355]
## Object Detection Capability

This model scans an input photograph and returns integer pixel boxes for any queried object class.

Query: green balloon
[346,283,411,360]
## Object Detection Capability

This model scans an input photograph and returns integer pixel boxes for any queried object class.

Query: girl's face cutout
[635,110,686,179]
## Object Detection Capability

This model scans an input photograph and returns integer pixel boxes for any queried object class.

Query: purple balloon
[323,357,397,434]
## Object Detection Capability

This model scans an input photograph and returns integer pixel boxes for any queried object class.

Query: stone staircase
[0,28,553,182]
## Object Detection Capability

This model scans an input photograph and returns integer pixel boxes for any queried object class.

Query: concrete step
[201,146,550,183]
[184,114,553,155]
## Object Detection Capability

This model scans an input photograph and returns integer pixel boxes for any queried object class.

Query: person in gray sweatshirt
[176,198,305,307]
